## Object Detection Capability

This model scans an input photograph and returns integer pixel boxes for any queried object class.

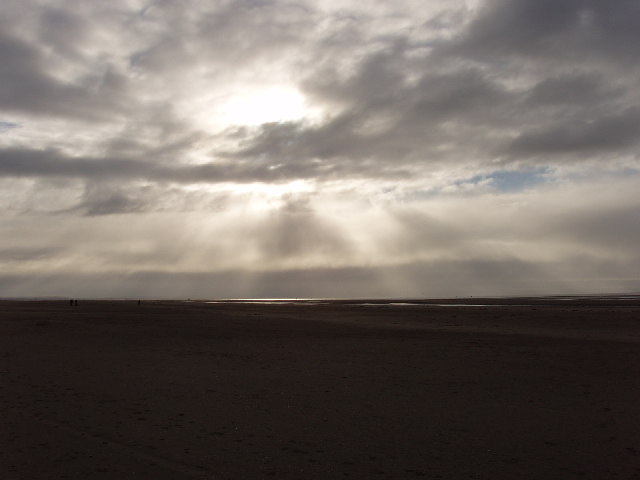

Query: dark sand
[2,298,640,479]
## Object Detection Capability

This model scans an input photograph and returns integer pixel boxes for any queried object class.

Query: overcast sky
[1,0,639,298]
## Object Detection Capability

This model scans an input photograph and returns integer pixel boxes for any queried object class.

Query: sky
[1,0,640,299]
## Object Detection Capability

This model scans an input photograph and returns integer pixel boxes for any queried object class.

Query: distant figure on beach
[70,299,73,306]
[138,300,141,306]
[74,299,78,307]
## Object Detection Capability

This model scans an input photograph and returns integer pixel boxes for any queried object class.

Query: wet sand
[2,298,640,479]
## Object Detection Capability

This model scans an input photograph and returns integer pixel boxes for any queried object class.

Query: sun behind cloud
[219,86,308,127]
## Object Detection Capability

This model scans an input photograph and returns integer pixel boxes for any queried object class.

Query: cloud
[0,0,639,298]
[256,195,352,263]
[0,246,62,263]
[230,63,515,178]
[506,108,640,157]
[524,73,615,107]
[1,254,638,299]
[0,147,272,184]
[226,0,640,174]
[1,169,639,297]
[451,0,640,63]
[0,30,131,122]
[0,121,20,132]
[79,183,149,216]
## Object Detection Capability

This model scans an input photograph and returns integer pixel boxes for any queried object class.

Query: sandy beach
[2,298,640,479]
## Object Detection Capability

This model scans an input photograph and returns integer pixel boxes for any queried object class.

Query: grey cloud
[0,30,130,121]
[0,121,19,132]
[0,148,147,180]
[71,182,229,216]
[539,202,640,252]
[506,108,640,156]
[386,193,640,270]
[0,147,269,184]
[525,74,616,106]
[2,167,639,297]
[232,59,515,170]
[2,255,638,299]
[37,6,89,61]
[5,0,639,181]
[301,44,509,118]
[402,68,510,124]
[195,1,312,58]
[453,0,640,63]
[435,179,640,261]
[231,0,640,171]
[385,209,464,256]
[80,185,148,216]
[258,196,351,260]
[0,31,64,114]
[455,0,587,56]
[1,0,640,299]
[0,246,62,263]
[0,144,374,191]
[100,115,208,163]
[302,43,410,110]
[130,1,313,77]
[238,45,510,164]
